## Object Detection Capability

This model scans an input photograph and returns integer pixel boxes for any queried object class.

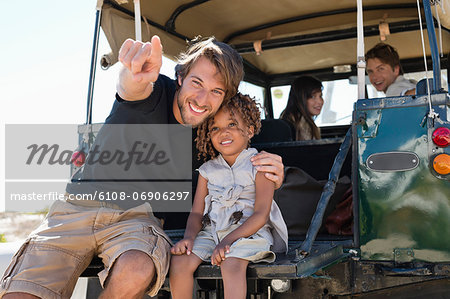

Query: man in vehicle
[365,43,416,96]
[1,36,284,299]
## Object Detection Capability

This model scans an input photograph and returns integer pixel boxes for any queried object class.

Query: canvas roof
[99,0,449,82]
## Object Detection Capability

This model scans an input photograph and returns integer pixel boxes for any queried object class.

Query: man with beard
[1,36,284,299]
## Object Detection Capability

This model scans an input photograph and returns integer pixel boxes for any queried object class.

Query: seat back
[416,78,434,95]
[251,119,295,144]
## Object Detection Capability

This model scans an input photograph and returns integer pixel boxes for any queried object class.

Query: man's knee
[100,251,156,299]
[3,292,41,299]
[109,250,155,286]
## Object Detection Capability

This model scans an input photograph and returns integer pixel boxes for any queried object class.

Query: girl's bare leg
[169,254,203,299]
[220,257,249,299]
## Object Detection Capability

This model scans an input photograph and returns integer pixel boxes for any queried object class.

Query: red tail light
[432,127,450,147]
[71,151,86,167]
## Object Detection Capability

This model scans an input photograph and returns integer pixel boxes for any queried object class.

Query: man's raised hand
[118,35,163,84]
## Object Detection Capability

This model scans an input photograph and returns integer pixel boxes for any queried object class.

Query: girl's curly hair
[196,93,262,162]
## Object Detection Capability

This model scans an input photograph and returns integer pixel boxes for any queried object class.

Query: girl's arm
[171,174,207,255]
[211,171,275,265]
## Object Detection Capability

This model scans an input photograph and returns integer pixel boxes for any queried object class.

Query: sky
[0,1,178,211]
[0,1,178,125]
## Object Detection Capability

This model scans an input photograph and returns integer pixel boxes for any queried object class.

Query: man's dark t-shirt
[105,74,178,125]
[66,75,191,228]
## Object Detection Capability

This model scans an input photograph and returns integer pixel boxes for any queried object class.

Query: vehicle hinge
[394,248,415,263]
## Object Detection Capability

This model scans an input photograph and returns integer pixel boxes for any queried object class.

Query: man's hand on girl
[251,151,284,189]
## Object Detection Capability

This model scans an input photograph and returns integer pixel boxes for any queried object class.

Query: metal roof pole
[85,5,102,124]
[423,0,442,92]
[356,0,366,100]
[134,0,142,41]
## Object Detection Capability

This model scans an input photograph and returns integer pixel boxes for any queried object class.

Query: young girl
[169,93,288,299]
[280,76,324,140]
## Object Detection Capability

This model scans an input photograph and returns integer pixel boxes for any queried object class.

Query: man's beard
[176,92,209,128]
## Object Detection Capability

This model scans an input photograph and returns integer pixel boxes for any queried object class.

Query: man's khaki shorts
[0,200,172,299]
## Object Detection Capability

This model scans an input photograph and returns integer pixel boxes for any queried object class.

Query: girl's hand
[211,241,231,266]
[171,238,194,255]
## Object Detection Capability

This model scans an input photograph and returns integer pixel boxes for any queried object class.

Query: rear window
[271,79,358,127]
[239,81,266,119]
[271,69,448,127]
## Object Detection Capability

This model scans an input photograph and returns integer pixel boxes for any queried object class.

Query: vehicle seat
[416,78,434,95]
[251,119,295,144]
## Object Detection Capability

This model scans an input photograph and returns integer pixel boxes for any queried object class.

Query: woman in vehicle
[280,76,324,140]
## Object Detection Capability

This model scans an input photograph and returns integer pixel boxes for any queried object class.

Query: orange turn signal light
[433,154,450,175]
